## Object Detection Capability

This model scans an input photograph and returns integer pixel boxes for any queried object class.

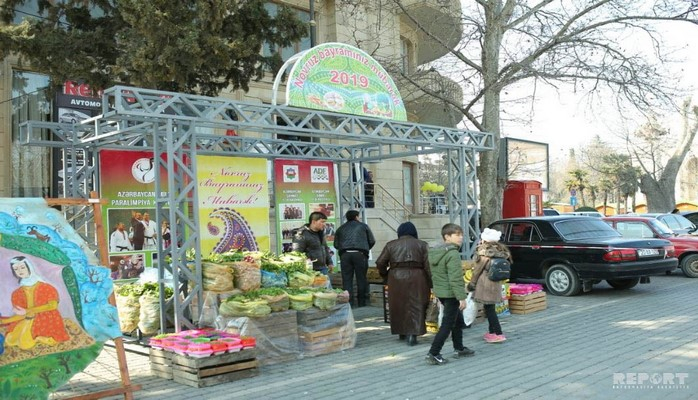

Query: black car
[488,216,678,296]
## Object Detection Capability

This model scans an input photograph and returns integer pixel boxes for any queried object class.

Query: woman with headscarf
[376,222,431,346]
[1,256,70,349]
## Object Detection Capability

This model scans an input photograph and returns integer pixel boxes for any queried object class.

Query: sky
[501,21,698,163]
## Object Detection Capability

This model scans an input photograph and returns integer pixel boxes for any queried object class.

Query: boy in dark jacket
[425,223,475,365]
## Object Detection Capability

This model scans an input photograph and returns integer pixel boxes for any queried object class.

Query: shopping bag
[425,296,440,325]
[462,293,477,327]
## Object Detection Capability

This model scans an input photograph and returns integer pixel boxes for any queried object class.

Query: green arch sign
[285,43,407,121]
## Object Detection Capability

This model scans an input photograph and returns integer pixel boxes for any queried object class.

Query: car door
[504,221,544,279]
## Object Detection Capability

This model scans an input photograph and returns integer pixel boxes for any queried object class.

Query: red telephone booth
[503,180,543,218]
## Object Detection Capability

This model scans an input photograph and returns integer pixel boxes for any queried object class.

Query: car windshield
[555,219,621,240]
[649,219,675,236]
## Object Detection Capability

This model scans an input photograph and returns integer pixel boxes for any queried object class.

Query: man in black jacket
[334,210,376,307]
[292,212,333,275]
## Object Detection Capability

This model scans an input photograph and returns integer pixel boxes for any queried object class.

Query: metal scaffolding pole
[20,85,493,332]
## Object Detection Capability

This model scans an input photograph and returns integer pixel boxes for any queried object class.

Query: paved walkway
[51,274,697,400]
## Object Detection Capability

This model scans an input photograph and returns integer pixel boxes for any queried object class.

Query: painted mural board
[0,198,120,400]
[197,156,270,255]
[286,42,407,121]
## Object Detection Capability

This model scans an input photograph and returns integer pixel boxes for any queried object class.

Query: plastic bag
[219,297,271,317]
[138,294,161,335]
[230,261,261,292]
[426,296,439,325]
[115,293,140,333]
[199,262,234,292]
[261,269,288,288]
[462,293,477,327]
[313,291,338,310]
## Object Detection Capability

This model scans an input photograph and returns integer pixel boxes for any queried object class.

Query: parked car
[603,216,698,278]
[488,216,677,296]
[679,211,698,226]
[639,213,697,235]
[542,208,560,216]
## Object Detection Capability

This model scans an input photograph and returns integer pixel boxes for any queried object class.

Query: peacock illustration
[207,208,259,253]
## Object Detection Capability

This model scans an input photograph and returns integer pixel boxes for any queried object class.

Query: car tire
[545,264,581,296]
[680,254,698,278]
[606,278,640,290]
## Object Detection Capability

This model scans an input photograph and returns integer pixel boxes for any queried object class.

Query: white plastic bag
[462,293,477,326]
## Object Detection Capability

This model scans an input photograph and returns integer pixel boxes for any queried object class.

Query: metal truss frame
[21,85,493,332]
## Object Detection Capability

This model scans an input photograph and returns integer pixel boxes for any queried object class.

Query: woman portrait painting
[0,256,71,350]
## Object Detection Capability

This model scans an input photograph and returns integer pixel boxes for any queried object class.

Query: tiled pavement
[51,274,698,400]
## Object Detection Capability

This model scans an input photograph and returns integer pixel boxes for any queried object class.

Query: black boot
[407,335,418,346]
[398,334,406,341]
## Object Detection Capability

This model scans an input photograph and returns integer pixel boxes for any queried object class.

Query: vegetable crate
[245,310,300,365]
[170,348,259,388]
[297,303,356,357]
[149,348,174,380]
[509,291,547,314]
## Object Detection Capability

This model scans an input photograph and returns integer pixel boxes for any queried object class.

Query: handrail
[371,183,412,225]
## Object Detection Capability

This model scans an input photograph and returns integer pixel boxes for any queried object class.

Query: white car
[59,110,90,124]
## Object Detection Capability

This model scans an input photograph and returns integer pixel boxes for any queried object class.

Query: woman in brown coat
[376,222,431,346]
[468,228,512,343]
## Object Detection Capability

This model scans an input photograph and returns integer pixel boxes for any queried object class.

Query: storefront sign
[286,43,407,121]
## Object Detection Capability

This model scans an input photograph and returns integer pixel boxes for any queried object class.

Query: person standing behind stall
[375,222,431,346]
[468,228,512,343]
[334,210,376,307]
[292,212,334,275]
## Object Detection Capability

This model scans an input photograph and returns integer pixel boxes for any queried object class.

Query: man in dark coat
[130,211,145,250]
[292,212,333,274]
[375,222,431,346]
[334,210,376,307]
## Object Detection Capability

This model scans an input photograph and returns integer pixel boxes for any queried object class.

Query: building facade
[1,0,464,225]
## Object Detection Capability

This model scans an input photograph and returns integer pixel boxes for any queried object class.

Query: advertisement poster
[99,150,169,275]
[197,156,270,256]
[273,159,338,264]
[286,43,407,121]
[52,80,103,198]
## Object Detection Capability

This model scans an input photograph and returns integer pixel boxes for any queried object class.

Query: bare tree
[391,0,698,226]
[630,100,698,211]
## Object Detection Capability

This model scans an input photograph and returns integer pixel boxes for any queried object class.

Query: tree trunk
[477,2,506,228]
[640,174,676,212]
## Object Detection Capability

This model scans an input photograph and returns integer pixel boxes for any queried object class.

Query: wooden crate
[299,325,354,355]
[297,303,356,356]
[149,348,173,380]
[509,291,547,314]
[170,348,259,388]
[244,310,300,365]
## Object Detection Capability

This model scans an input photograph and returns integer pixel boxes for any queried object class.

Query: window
[555,219,620,240]
[509,223,539,242]
[400,37,414,74]
[262,3,311,65]
[615,222,654,239]
[11,71,52,197]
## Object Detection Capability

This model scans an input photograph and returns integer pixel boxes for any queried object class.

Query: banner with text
[99,149,168,276]
[197,156,270,256]
[273,159,338,263]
